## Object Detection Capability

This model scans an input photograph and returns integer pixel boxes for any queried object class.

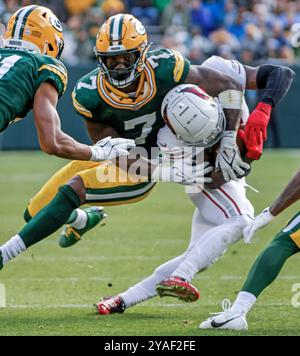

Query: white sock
[70,209,88,230]
[0,235,27,265]
[233,291,257,314]
[120,283,156,308]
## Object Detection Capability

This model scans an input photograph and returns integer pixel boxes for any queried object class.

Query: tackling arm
[243,64,295,159]
[33,83,93,160]
[185,65,243,130]
[33,83,134,162]
[269,168,300,216]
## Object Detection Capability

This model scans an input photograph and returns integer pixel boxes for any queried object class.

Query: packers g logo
[135,21,145,35]
[50,16,63,33]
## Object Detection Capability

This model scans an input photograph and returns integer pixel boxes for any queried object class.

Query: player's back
[0,48,67,132]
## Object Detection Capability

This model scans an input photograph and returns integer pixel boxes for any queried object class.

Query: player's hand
[215,131,250,182]
[244,102,272,149]
[90,136,136,161]
[172,160,213,185]
[243,207,275,244]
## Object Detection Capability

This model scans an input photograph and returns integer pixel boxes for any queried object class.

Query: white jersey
[157,56,254,220]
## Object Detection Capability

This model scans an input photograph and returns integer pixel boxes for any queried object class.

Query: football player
[0,14,293,282]
[0,13,244,271]
[0,5,134,163]
[23,13,293,250]
[200,166,300,330]
[94,54,294,315]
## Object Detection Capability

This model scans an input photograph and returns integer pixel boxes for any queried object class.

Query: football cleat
[199,299,248,330]
[95,296,126,315]
[59,207,107,248]
[156,276,200,302]
[0,250,3,271]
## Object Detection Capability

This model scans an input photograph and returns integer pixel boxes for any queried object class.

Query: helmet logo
[50,16,62,32]
[135,21,145,35]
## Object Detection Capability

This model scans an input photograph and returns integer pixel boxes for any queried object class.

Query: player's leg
[156,180,254,300]
[0,176,86,269]
[24,160,99,221]
[0,161,155,269]
[95,208,214,314]
[22,160,106,248]
[59,163,156,247]
[200,213,300,330]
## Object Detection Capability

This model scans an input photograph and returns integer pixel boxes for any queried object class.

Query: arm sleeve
[37,61,68,97]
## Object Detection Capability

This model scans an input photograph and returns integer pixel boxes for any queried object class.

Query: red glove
[238,128,263,161]
[245,102,272,144]
[244,102,272,160]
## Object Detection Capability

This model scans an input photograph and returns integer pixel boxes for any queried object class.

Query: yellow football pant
[26,160,156,219]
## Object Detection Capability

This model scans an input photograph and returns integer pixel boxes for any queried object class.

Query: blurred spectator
[161,0,190,33]
[102,0,126,19]
[209,27,241,54]
[191,0,225,36]
[1,0,300,66]
[64,0,96,16]
[130,0,159,25]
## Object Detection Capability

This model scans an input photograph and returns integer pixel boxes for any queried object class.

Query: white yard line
[7,302,293,309]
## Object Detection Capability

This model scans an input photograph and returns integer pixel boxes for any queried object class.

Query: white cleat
[199,299,248,331]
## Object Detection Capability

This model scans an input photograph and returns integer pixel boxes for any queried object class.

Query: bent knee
[66,175,86,204]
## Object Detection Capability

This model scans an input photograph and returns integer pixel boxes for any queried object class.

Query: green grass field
[0,150,300,336]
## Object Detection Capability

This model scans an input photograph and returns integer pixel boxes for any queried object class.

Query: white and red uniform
[119,57,255,307]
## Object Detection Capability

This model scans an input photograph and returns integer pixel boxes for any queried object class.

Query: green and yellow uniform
[278,212,300,249]
[27,48,190,217]
[0,48,67,132]
[241,212,300,298]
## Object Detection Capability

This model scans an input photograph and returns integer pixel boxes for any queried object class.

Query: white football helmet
[161,84,226,147]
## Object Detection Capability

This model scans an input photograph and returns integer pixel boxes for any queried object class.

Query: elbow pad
[256,65,295,107]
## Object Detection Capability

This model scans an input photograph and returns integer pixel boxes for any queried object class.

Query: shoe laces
[210,299,232,316]
[102,296,123,310]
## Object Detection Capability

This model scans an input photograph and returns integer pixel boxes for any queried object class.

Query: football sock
[67,208,88,230]
[241,232,299,298]
[232,291,257,315]
[18,185,81,248]
[120,255,185,308]
[0,235,26,265]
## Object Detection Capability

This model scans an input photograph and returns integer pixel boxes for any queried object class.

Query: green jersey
[0,48,67,132]
[72,48,190,150]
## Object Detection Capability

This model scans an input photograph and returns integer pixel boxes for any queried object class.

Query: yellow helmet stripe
[13,5,38,39]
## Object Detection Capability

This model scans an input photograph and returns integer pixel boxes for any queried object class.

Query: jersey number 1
[0,55,22,80]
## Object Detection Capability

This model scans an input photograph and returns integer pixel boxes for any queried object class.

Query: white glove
[215,131,250,182]
[90,136,136,162]
[171,160,213,185]
[243,207,275,244]
[153,159,213,185]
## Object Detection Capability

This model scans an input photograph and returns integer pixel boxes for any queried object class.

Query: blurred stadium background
[1,0,300,149]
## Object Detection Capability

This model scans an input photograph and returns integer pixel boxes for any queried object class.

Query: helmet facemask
[95,43,149,88]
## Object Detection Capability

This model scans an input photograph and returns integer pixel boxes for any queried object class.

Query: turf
[0,150,300,336]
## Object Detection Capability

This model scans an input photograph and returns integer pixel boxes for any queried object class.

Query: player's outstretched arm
[33,83,135,161]
[243,64,295,159]
[269,167,300,216]
[243,167,300,243]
